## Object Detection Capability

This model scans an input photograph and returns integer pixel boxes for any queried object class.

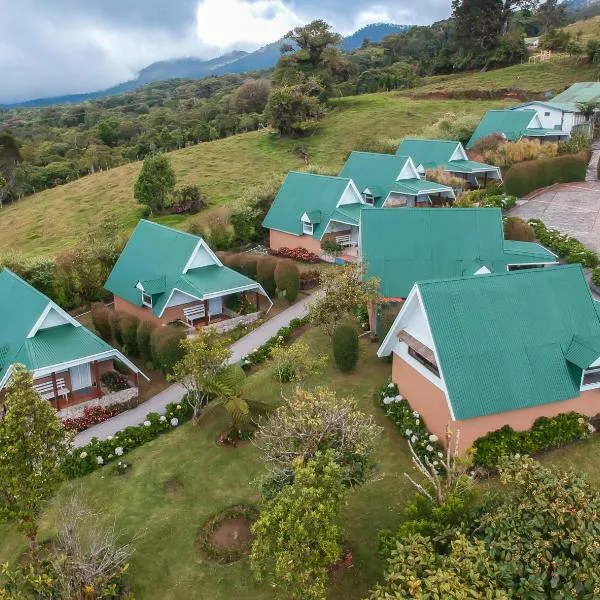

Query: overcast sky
[0,0,450,103]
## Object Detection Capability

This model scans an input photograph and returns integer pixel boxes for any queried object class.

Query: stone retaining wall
[57,387,138,419]
[204,311,262,333]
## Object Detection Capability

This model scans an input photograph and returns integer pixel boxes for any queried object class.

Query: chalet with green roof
[510,82,600,135]
[0,269,144,410]
[378,265,600,449]
[339,151,455,208]
[396,138,501,187]
[467,109,569,149]
[105,220,272,327]
[360,207,557,299]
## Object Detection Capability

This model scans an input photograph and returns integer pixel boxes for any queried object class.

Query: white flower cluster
[115,447,124,456]
[170,417,179,427]
[143,420,151,427]
[382,394,403,405]
[160,415,166,422]
[96,456,104,465]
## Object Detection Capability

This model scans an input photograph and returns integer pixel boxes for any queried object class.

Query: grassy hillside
[563,15,600,42]
[0,58,595,257]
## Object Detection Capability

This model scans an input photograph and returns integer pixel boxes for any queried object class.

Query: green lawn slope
[1,58,595,256]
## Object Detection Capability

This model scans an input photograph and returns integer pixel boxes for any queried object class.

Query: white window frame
[142,291,153,308]
[303,222,313,235]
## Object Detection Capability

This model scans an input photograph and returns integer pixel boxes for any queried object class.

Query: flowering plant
[62,401,133,432]
[268,246,319,263]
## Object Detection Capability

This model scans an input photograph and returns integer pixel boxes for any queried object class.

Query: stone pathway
[586,140,600,182]
[74,291,320,446]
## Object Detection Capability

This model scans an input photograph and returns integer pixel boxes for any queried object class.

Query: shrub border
[196,504,259,563]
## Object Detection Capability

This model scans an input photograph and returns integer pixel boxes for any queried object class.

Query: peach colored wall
[114,295,206,326]
[391,352,600,450]
[269,229,322,254]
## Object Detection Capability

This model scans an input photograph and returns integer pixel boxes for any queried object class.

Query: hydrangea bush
[378,381,444,467]
[62,401,192,479]
[241,317,308,369]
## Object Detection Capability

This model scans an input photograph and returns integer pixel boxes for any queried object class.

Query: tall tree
[0,367,71,549]
[133,153,176,214]
[282,20,342,66]
[536,0,567,34]
[0,132,22,206]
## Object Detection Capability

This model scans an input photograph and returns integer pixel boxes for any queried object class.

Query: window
[544,111,550,117]
[302,222,313,235]
[363,192,374,205]
[142,291,152,307]
[408,346,439,377]
[583,368,600,386]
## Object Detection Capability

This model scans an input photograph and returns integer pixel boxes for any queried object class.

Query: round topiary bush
[503,216,535,242]
[256,256,278,296]
[332,324,359,372]
[274,259,300,303]
[196,504,259,563]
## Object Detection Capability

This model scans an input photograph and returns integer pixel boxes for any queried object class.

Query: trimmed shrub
[109,310,123,346]
[256,256,278,296]
[504,152,587,197]
[238,254,259,279]
[274,259,300,303]
[91,302,112,341]
[503,216,535,242]
[528,219,597,267]
[332,324,359,372]
[137,320,156,364]
[223,253,244,273]
[120,314,140,357]
[150,327,186,375]
[472,412,589,469]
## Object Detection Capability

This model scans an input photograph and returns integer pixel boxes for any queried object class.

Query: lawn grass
[0,327,413,599]
[0,94,510,257]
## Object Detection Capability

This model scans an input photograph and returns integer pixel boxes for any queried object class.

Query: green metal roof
[524,128,569,137]
[360,208,556,298]
[503,240,557,264]
[339,151,411,199]
[445,159,500,174]
[467,109,538,149]
[511,100,578,113]
[564,335,600,370]
[552,82,600,107]
[417,265,600,419]
[105,220,263,317]
[305,210,322,224]
[0,268,121,385]
[390,178,453,196]
[396,139,460,168]
[262,171,356,239]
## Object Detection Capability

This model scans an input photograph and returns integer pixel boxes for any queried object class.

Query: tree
[283,20,342,66]
[254,386,381,487]
[332,324,359,372]
[536,0,567,34]
[133,153,176,214]
[229,78,271,114]
[309,262,379,335]
[265,85,322,136]
[0,131,22,206]
[251,452,345,600]
[0,367,71,549]
[270,340,327,386]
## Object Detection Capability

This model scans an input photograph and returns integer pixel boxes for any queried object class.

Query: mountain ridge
[2,23,409,108]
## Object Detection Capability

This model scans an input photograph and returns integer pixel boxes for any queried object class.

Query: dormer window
[363,192,374,205]
[303,222,313,235]
[142,291,153,307]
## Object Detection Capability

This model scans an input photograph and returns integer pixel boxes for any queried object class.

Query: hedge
[504,151,587,197]
[472,412,590,469]
[274,259,300,303]
[503,216,535,242]
[91,302,112,341]
[256,256,278,296]
[332,324,359,372]
[120,314,140,357]
[528,219,598,267]
[137,320,156,364]
[150,327,186,374]
[62,402,192,479]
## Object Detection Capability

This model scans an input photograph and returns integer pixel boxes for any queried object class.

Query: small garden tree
[251,452,345,600]
[270,340,327,386]
[91,302,112,341]
[254,386,381,488]
[274,259,300,302]
[309,262,379,335]
[332,323,359,372]
[133,153,176,215]
[0,367,71,549]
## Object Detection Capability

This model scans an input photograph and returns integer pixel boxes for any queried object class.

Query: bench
[335,234,352,247]
[183,304,208,325]
[34,378,69,401]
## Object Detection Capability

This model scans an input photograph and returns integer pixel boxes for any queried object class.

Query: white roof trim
[0,364,14,390]
[378,285,418,357]
[27,302,80,339]
[135,281,145,292]
[396,156,419,181]
[158,287,202,318]
[449,143,467,161]
[301,211,311,223]
[335,179,366,208]
[318,218,359,240]
[182,239,222,273]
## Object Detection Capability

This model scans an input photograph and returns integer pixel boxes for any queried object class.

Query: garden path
[73,290,320,447]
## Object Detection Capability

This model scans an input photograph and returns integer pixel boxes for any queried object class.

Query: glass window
[302,222,313,235]
[408,346,439,377]
[544,111,550,116]
[583,368,600,386]
[142,291,152,307]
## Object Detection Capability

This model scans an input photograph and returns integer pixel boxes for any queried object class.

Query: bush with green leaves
[256,255,278,296]
[503,216,535,241]
[592,267,600,287]
[504,152,588,197]
[332,323,359,372]
[251,452,345,600]
[472,412,589,469]
[557,131,592,156]
[136,320,156,364]
[119,313,140,357]
[62,402,192,479]
[100,370,130,392]
[528,218,598,267]
[237,254,259,279]
[150,326,186,375]
[109,310,123,346]
[91,302,112,340]
[133,153,176,214]
[274,259,300,302]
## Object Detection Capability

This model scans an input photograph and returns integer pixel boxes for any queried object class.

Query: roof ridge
[287,171,350,182]
[137,219,202,242]
[401,137,460,144]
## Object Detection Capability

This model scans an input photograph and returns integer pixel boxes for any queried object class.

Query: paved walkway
[586,140,600,182]
[74,291,319,446]
[509,181,600,255]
